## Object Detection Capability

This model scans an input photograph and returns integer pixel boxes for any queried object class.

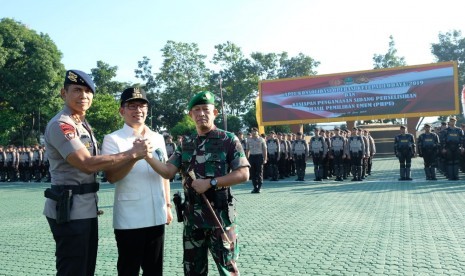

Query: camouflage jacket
[168,127,250,228]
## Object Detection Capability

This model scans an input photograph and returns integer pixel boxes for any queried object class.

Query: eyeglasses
[126,103,148,110]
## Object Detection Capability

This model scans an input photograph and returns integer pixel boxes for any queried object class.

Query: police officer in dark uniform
[394,125,416,181]
[292,132,308,181]
[278,133,289,179]
[32,144,43,182]
[309,128,328,181]
[417,123,440,180]
[441,116,465,180]
[266,131,280,181]
[43,70,151,276]
[19,146,33,182]
[0,145,6,182]
[6,145,18,182]
[437,121,448,175]
[348,128,365,181]
[330,128,347,181]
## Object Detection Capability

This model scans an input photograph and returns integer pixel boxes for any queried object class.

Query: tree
[169,115,196,138]
[373,35,407,69]
[250,52,280,80]
[211,41,259,116]
[86,93,123,142]
[91,61,127,96]
[277,52,320,78]
[154,41,210,130]
[431,30,465,87]
[431,30,465,123]
[0,18,65,145]
[372,35,407,123]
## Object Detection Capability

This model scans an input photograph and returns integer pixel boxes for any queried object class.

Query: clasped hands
[132,138,154,159]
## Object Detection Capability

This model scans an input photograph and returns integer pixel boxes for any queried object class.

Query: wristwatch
[210,178,218,188]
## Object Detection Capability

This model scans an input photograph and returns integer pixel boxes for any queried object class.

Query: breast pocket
[205,153,225,177]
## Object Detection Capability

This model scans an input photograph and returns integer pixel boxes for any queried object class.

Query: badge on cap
[67,72,78,83]
[132,88,143,99]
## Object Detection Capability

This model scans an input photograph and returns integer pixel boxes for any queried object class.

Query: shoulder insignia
[59,123,76,140]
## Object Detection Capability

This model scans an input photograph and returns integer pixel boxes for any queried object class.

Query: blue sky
[1,0,464,84]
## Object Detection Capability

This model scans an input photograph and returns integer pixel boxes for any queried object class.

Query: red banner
[258,62,458,125]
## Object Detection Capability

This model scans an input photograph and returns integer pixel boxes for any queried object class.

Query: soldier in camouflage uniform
[148,91,250,276]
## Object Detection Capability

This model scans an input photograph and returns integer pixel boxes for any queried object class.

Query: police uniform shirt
[246,137,266,155]
[33,149,42,162]
[330,136,346,154]
[310,136,326,154]
[349,136,365,154]
[0,150,5,165]
[165,142,176,157]
[293,139,308,156]
[102,124,168,229]
[267,139,279,155]
[43,105,98,220]
[418,133,439,148]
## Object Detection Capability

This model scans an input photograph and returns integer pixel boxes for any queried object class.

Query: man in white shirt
[102,87,173,275]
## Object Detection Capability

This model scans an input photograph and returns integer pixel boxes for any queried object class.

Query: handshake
[132,138,154,159]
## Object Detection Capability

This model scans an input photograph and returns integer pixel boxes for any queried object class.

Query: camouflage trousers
[183,211,239,276]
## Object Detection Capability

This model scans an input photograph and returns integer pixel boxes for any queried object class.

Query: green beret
[188,91,215,110]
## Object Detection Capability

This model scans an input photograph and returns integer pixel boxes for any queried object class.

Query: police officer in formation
[32,144,43,182]
[417,123,440,180]
[266,131,280,181]
[309,128,328,181]
[0,145,6,182]
[18,146,33,182]
[246,127,267,193]
[329,128,347,181]
[5,145,18,182]
[292,132,308,181]
[289,133,297,176]
[394,125,416,181]
[348,127,365,181]
[278,133,289,179]
[365,130,376,176]
[440,116,465,180]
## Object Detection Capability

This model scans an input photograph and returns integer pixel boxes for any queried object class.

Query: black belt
[50,183,99,195]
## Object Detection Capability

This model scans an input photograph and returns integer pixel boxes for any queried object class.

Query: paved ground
[2,156,465,275]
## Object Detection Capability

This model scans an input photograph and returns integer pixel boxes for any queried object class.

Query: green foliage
[149,41,210,130]
[265,125,291,134]
[91,60,128,96]
[373,35,407,69]
[0,18,65,145]
[86,93,123,143]
[211,42,259,116]
[277,52,320,78]
[241,105,258,130]
[215,114,242,133]
[372,36,406,124]
[169,115,196,138]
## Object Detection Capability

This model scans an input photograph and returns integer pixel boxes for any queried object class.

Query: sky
[2,0,464,85]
